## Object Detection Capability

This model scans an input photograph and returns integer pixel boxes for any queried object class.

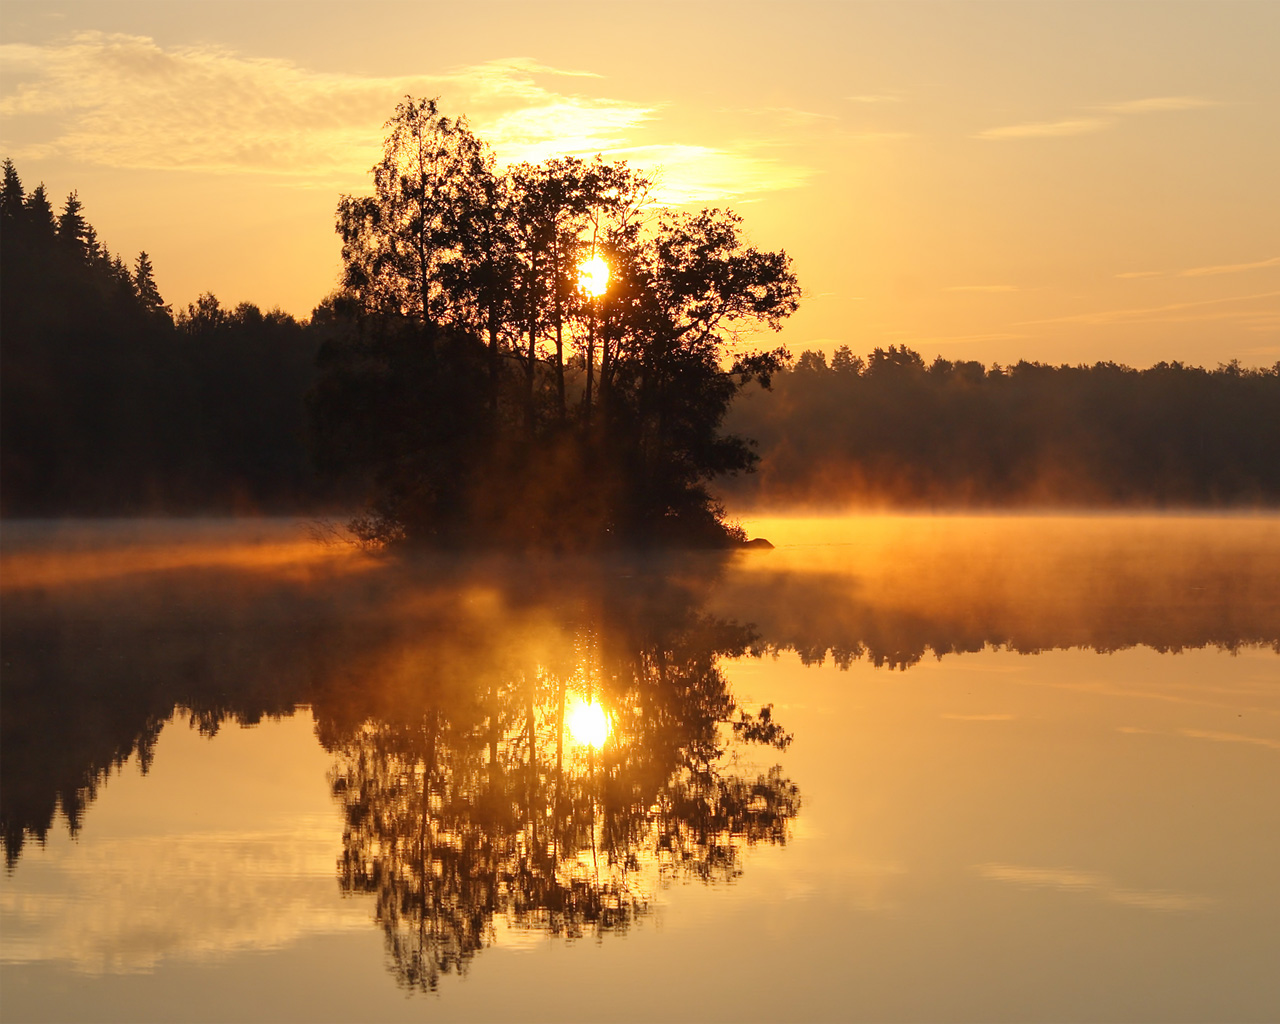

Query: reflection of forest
[713,518,1280,669]
[319,586,797,989]
[0,545,800,992]
[4,517,1276,884]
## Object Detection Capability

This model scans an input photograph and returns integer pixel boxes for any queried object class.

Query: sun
[566,698,610,749]
[578,254,610,298]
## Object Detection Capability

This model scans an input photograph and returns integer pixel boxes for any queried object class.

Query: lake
[2,514,1278,1022]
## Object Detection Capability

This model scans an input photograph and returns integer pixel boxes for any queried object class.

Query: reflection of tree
[0,565,310,867]
[318,579,799,991]
[7,522,1274,872]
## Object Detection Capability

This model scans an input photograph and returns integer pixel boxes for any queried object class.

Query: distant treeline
[724,345,1280,507]
[4,156,1278,516]
[0,160,333,516]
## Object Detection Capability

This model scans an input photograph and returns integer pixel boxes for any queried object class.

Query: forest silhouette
[4,512,1277,980]
[725,345,1280,507]
[5,517,1276,871]
[3,100,1280,531]
[0,548,802,987]
[0,159,322,516]
[313,98,798,547]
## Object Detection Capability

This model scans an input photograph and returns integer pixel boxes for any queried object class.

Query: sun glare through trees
[578,253,610,299]
[310,97,799,550]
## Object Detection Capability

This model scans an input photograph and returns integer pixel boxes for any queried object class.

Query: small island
[309,98,799,550]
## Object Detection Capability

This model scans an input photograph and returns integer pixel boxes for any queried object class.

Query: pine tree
[0,159,24,231]
[133,250,170,320]
[57,191,91,262]
[23,184,57,242]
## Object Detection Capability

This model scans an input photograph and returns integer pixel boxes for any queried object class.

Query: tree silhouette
[5,524,1274,872]
[723,345,1280,508]
[132,251,170,320]
[4,150,1276,521]
[1,160,334,516]
[315,566,800,990]
[312,98,799,548]
[56,191,91,261]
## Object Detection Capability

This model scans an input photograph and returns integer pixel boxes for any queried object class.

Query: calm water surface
[2,515,1278,1022]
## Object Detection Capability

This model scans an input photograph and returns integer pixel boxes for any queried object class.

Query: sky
[2,0,1277,368]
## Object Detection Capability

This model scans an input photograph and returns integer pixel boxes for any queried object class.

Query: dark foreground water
[2,515,1278,1022]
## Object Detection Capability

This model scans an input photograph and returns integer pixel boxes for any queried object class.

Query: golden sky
[2,0,1277,367]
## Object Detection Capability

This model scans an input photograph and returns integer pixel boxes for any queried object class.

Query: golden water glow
[566,698,610,748]
[578,254,610,298]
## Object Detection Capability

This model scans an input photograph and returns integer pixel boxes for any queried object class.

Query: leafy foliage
[313,99,799,547]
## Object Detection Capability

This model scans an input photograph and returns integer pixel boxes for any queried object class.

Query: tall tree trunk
[552,232,566,421]
[598,304,612,426]
[584,310,595,427]
[524,255,538,437]
[488,317,499,418]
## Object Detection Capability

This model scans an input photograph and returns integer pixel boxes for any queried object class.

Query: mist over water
[2,514,1277,1021]
[723,512,1280,665]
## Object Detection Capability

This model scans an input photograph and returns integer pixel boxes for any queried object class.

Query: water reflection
[719,514,1280,668]
[1,517,1276,1019]
[314,577,798,990]
[0,539,801,988]
[3,516,1277,872]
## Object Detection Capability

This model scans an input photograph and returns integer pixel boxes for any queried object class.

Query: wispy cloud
[1099,96,1218,114]
[1121,725,1280,752]
[899,331,1030,346]
[847,92,904,104]
[940,713,1016,721]
[978,95,1216,141]
[751,105,838,128]
[1023,291,1280,326]
[1118,256,1280,280]
[1181,728,1280,751]
[0,32,807,202]
[842,131,913,143]
[975,117,1114,140]
[486,57,602,79]
[975,863,1213,912]
[0,33,579,181]
[482,101,655,162]
[945,284,1018,293]
[602,143,813,204]
[1181,255,1280,277]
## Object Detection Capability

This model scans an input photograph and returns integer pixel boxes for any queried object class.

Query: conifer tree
[22,184,56,242]
[133,251,170,320]
[0,159,24,230]
[57,191,91,261]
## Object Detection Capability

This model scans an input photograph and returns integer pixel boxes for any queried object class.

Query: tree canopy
[311,98,800,548]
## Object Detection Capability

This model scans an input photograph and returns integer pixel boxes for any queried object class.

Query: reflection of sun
[566,699,610,749]
[578,254,609,298]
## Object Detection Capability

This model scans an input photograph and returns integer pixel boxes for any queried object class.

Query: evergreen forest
[0,159,322,516]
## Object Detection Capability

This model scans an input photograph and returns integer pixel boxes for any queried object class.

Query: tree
[133,251,171,321]
[22,183,57,243]
[335,97,490,332]
[0,159,24,230]
[57,191,91,262]
[313,98,800,548]
[318,571,800,989]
